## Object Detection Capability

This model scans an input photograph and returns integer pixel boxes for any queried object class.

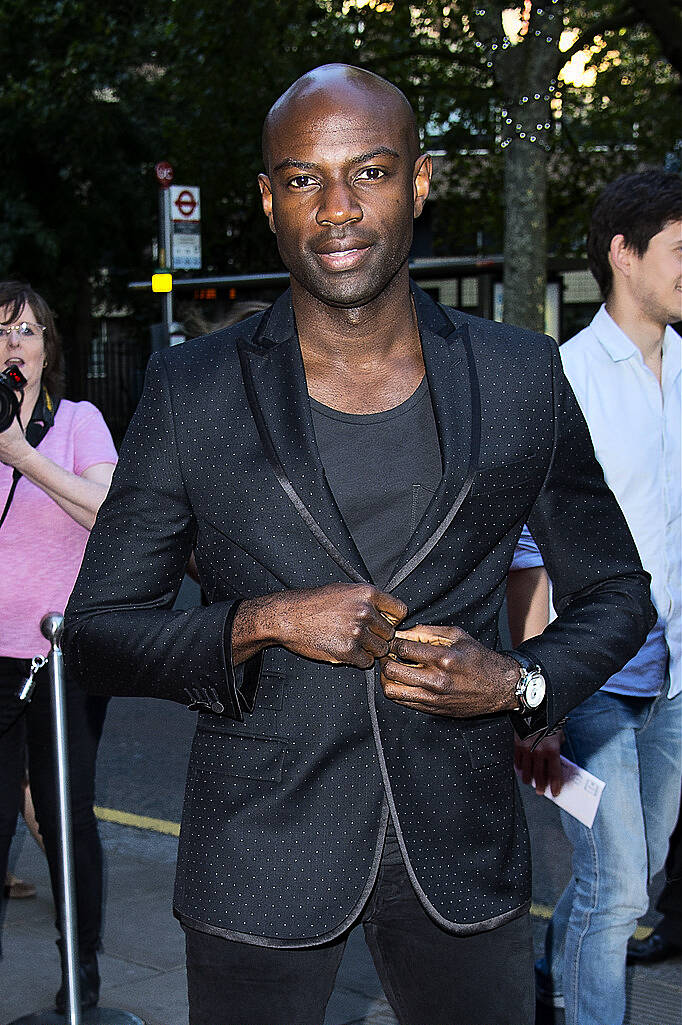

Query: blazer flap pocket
[191,731,287,782]
[460,716,514,769]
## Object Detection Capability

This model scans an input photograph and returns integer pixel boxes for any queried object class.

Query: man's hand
[514,730,564,797]
[381,624,520,717]
[233,584,407,669]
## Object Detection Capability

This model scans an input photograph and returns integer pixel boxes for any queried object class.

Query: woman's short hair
[0,281,65,401]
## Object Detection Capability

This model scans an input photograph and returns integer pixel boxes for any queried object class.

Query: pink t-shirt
[0,399,118,658]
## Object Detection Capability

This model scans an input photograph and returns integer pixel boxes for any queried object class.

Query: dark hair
[587,170,682,299]
[0,281,65,401]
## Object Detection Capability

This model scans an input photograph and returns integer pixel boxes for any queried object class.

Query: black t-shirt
[311,375,443,588]
[312,376,443,861]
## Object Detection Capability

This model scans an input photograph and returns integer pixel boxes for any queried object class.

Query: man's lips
[314,240,372,271]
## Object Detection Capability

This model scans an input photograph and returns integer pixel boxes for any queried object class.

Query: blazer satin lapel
[237,290,371,584]
[385,289,481,592]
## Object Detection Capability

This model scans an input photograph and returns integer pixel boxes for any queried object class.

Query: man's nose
[316,181,362,226]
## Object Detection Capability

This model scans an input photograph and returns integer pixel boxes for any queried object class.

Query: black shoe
[627,929,682,965]
[55,948,100,1013]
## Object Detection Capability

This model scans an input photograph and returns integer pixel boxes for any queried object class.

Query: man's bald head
[262,64,419,172]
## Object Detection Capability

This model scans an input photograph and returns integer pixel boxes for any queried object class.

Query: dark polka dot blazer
[64,284,654,946]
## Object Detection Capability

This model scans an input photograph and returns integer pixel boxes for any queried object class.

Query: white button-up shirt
[560,305,681,698]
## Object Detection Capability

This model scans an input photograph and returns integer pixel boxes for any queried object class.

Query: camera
[0,366,26,432]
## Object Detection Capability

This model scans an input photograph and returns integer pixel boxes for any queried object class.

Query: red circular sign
[155,161,174,188]
[174,189,197,218]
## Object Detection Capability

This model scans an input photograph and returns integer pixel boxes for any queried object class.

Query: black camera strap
[0,388,60,529]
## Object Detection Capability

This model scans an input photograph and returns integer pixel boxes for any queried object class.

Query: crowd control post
[9,614,145,1025]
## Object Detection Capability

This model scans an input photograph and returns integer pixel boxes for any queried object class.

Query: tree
[0,0,168,390]
[2,0,678,365]
[426,1,681,330]
[309,2,681,329]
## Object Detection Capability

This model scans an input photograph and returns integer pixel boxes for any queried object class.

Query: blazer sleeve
[517,337,656,729]
[63,354,262,720]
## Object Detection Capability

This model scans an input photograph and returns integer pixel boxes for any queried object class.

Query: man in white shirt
[535,170,682,1025]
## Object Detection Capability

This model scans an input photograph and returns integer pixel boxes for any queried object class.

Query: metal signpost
[153,162,174,344]
[151,168,201,345]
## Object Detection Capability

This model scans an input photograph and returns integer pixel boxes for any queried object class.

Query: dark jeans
[185,831,534,1025]
[0,656,108,956]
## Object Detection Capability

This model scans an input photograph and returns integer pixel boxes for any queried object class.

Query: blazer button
[184,686,225,714]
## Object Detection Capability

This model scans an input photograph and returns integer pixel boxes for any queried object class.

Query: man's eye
[356,167,385,181]
[289,175,316,189]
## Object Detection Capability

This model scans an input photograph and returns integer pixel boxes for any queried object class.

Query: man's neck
[292,270,425,414]
[605,295,666,383]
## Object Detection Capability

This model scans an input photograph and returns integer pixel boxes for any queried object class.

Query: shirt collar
[592,305,681,380]
[591,305,640,362]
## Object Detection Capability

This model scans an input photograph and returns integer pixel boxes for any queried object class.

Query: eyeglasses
[0,322,46,338]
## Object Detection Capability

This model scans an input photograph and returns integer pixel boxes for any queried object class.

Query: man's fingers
[515,745,534,786]
[381,657,435,692]
[389,636,459,671]
[348,647,375,670]
[367,610,397,643]
[394,624,465,646]
[381,676,438,709]
[374,591,408,626]
[534,757,548,795]
[548,753,564,797]
[361,627,390,660]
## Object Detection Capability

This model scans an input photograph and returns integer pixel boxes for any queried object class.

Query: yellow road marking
[91,807,655,940]
[94,805,180,837]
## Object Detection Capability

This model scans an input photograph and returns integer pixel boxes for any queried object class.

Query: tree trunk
[503,133,548,332]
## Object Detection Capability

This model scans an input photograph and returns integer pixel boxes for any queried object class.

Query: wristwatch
[504,651,546,713]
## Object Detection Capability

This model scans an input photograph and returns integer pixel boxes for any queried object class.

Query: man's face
[259,89,430,309]
[628,219,682,327]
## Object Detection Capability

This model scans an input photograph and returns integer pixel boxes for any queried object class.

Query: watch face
[525,671,546,709]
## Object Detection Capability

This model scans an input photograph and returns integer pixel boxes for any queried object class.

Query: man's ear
[258,174,276,234]
[413,154,432,218]
[609,234,635,279]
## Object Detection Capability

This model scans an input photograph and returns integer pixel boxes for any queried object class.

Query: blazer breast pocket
[194,521,276,599]
[472,453,546,498]
[190,729,287,783]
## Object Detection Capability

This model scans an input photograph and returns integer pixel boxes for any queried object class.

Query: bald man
[65,65,653,1024]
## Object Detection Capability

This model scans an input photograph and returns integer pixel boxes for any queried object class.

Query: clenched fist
[233,583,408,669]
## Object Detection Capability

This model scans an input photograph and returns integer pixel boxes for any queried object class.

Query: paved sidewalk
[2,813,681,1025]
[2,820,404,1025]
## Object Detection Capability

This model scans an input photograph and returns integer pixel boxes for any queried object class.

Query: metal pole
[8,616,146,1025]
[43,612,81,1025]
[158,188,173,344]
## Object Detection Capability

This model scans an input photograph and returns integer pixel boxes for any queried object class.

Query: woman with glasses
[0,281,117,1012]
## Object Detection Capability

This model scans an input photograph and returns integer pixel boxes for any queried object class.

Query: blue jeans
[542,687,682,1025]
